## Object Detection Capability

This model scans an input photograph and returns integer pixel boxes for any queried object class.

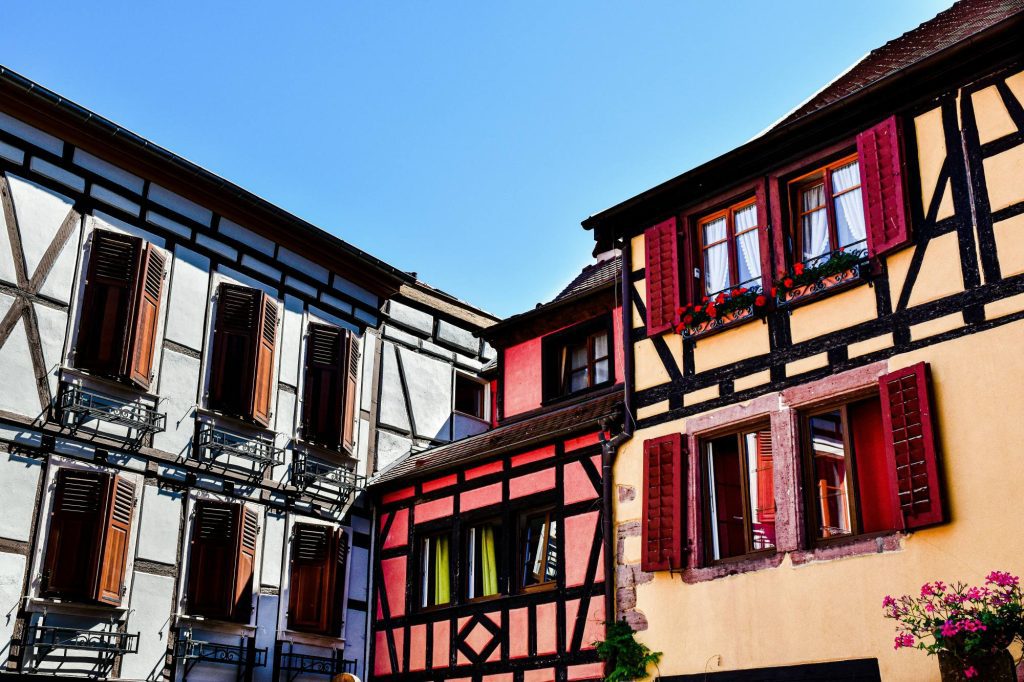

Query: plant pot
[937,649,1016,682]
[777,266,860,305]
[682,306,754,339]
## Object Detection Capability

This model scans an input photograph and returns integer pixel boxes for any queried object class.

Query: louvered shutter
[330,528,350,634]
[288,523,334,633]
[643,218,680,335]
[95,476,136,605]
[879,362,945,530]
[209,284,260,419]
[77,230,143,376]
[250,295,278,427]
[857,116,910,256]
[122,244,166,389]
[641,433,685,572]
[187,501,238,619]
[302,324,345,449]
[232,507,258,622]
[755,429,775,524]
[341,332,361,453]
[42,469,109,600]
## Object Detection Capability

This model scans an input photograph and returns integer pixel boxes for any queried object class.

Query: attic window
[454,374,485,419]
[541,316,614,402]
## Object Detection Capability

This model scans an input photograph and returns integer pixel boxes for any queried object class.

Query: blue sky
[2,1,950,317]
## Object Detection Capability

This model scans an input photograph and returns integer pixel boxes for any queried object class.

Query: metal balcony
[197,422,284,474]
[291,451,365,503]
[58,384,166,437]
[23,624,139,674]
[174,633,267,680]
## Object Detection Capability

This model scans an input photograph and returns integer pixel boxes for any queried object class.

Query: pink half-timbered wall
[372,433,608,682]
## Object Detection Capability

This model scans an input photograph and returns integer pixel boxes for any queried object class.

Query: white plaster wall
[152,349,201,456]
[33,303,68,400]
[279,294,304,388]
[121,571,175,681]
[0,451,42,542]
[252,593,279,682]
[261,511,286,588]
[344,608,368,678]
[347,545,370,602]
[6,174,78,304]
[378,344,410,432]
[0,552,25,655]
[165,245,211,352]
[399,346,453,441]
[136,484,184,565]
[375,430,412,472]
[0,314,43,419]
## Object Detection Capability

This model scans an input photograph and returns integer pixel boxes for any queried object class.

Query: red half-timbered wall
[371,433,608,682]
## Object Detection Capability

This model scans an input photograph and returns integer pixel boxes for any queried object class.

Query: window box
[196,422,284,474]
[675,288,770,339]
[680,304,755,339]
[774,249,869,308]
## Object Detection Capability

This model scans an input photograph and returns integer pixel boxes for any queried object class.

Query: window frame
[699,423,776,565]
[415,527,454,612]
[516,506,559,594]
[696,196,761,298]
[540,316,615,404]
[787,152,864,266]
[453,372,487,421]
[461,516,504,603]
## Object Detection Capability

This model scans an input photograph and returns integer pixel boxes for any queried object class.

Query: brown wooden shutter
[302,324,345,448]
[288,523,334,633]
[209,284,260,419]
[122,244,166,390]
[232,506,258,622]
[95,476,136,606]
[330,528,349,634]
[879,362,946,530]
[250,295,278,427]
[187,501,239,619]
[755,429,775,524]
[641,433,685,572]
[76,230,143,376]
[857,116,910,257]
[341,332,361,453]
[42,469,109,600]
[644,218,680,335]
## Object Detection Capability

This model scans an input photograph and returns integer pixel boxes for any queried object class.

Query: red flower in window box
[694,305,703,313]
[755,295,767,307]
[706,305,717,318]
[715,292,726,305]
[682,314,693,325]
[794,262,806,276]
[783,277,794,288]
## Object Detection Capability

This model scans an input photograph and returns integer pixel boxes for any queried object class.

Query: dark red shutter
[302,324,345,449]
[122,244,166,389]
[341,332,361,453]
[95,476,136,606]
[754,180,773,290]
[879,363,945,530]
[644,218,680,335]
[42,469,109,600]
[76,230,142,376]
[857,116,910,256]
[250,294,278,427]
[288,523,334,633]
[641,433,684,572]
[209,284,260,419]
[187,501,239,619]
[232,507,258,622]
[330,528,349,634]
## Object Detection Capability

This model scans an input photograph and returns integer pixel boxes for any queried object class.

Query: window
[542,318,613,400]
[803,395,896,541]
[288,524,348,635]
[454,374,485,419]
[703,428,775,561]
[419,532,451,608]
[698,198,762,297]
[76,228,166,390]
[465,520,501,600]
[518,510,557,590]
[186,500,258,622]
[789,155,866,266]
[41,468,136,606]
[302,323,360,451]
[208,283,278,426]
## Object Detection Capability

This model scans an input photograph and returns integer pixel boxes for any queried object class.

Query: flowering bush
[674,286,769,333]
[884,571,1024,677]
[773,247,867,299]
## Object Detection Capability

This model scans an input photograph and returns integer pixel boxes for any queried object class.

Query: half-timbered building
[582,1,1024,680]
[367,254,626,682]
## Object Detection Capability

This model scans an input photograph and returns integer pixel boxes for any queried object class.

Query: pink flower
[893,633,915,649]
[986,571,1019,588]
[925,603,935,613]
[882,595,896,609]
[964,666,978,678]
[940,620,959,637]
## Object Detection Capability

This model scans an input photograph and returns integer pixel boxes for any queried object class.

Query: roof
[553,254,621,302]
[369,388,623,487]
[773,0,1024,129]
[0,65,412,297]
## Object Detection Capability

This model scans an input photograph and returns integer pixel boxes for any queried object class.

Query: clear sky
[2,1,951,317]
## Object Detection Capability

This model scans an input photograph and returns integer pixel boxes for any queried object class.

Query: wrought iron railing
[174,633,266,679]
[197,423,284,473]
[278,649,356,680]
[23,624,139,674]
[58,385,166,435]
[291,451,365,502]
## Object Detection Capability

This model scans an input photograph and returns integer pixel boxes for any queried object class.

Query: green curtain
[434,536,450,605]
[481,525,498,596]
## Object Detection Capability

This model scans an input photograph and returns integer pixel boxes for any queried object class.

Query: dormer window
[542,317,614,401]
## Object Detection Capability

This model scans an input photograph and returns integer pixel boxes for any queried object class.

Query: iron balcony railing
[58,385,166,435]
[197,422,284,471]
[174,634,267,679]
[291,451,365,501]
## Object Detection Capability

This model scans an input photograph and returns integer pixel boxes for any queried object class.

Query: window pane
[809,411,852,538]
[707,436,746,560]
[702,216,727,243]
[569,368,588,393]
[745,431,776,551]
[455,375,484,418]
[422,535,451,607]
[801,208,830,263]
[467,523,500,599]
[593,332,608,360]
[704,242,731,295]
[594,358,609,385]
[734,204,758,233]
[570,343,588,370]
[831,161,860,193]
[736,229,761,288]
[521,513,557,587]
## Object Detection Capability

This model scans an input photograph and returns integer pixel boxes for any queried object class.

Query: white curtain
[703,217,730,294]
[734,205,761,287]
[801,184,830,263]
[832,161,866,248]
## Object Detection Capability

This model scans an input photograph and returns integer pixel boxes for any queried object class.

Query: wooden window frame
[461,517,504,603]
[516,507,558,594]
[453,372,487,421]
[699,424,776,565]
[696,197,760,297]
[541,316,615,404]
[787,152,864,265]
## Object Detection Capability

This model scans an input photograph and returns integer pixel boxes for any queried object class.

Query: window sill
[175,613,257,635]
[26,597,127,618]
[452,410,488,424]
[680,305,761,341]
[775,261,868,310]
[60,367,160,403]
[277,628,346,648]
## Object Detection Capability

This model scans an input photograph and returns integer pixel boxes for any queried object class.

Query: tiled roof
[774,0,1024,129]
[369,389,623,487]
[552,255,621,302]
